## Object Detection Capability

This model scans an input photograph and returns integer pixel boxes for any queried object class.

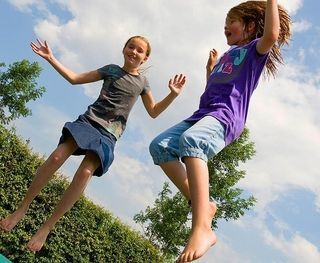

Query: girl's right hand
[30,39,53,61]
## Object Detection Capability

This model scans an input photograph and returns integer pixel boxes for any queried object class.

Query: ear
[248,21,256,34]
[141,55,149,64]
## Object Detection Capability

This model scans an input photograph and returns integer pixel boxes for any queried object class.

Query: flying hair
[227,0,291,78]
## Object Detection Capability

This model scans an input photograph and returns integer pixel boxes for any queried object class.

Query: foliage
[134,183,189,261]
[0,125,163,263]
[0,60,45,125]
[134,128,256,259]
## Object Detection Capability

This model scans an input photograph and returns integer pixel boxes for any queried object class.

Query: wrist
[169,90,179,98]
[47,55,55,63]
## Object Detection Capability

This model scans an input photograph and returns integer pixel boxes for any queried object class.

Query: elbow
[149,112,158,119]
[66,74,80,85]
[69,78,82,85]
[266,30,279,44]
[149,108,160,118]
[270,32,279,43]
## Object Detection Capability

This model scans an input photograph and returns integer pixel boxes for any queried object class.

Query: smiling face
[122,37,149,74]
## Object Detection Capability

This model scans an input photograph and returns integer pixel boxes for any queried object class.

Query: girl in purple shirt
[149,1,291,262]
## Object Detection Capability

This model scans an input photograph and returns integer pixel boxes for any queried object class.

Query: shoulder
[243,39,269,59]
[136,74,150,93]
[97,64,121,75]
[243,39,260,51]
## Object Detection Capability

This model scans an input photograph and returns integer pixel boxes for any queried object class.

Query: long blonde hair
[227,1,291,78]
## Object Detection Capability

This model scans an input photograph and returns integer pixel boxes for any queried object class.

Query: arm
[206,49,218,81]
[30,39,101,84]
[141,74,186,119]
[256,0,280,55]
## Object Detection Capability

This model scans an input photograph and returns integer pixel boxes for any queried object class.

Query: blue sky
[1,0,320,262]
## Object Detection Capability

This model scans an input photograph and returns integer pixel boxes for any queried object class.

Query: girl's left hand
[206,49,218,72]
[168,74,186,95]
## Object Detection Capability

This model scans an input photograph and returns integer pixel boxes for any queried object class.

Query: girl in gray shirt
[0,35,186,252]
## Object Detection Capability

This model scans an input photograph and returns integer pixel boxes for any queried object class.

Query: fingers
[208,49,218,61]
[172,74,186,85]
[30,39,46,50]
[30,42,39,53]
[37,38,43,46]
[210,48,218,56]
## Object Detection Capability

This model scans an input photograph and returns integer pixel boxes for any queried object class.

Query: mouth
[127,55,137,62]
[225,31,232,38]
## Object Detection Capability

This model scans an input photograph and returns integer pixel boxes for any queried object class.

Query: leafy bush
[0,125,163,262]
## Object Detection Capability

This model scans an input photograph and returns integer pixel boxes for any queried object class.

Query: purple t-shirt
[186,39,268,145]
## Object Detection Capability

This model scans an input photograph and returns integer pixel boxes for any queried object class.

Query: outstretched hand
[30,39,53,60]
[168,74,186,96]
[206,49,218,73]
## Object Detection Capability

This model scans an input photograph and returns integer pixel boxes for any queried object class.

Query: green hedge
[0,125,163,262]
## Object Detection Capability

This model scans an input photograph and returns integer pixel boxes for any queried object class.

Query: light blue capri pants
[149,116,226,165]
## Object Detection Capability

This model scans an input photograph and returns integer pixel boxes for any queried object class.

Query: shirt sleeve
[97,65,110,79]
[141,76,151,95]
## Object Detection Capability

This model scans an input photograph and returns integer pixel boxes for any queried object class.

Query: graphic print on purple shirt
[186,39,269,146]
[213,47,247,76]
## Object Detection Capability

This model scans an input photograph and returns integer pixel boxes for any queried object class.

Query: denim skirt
[59,115,116,177]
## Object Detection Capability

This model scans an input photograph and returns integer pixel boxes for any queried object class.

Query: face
[123,38,149,68]
[224,17,245,46]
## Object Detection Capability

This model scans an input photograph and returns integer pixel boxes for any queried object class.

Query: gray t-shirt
[84,64,150,139]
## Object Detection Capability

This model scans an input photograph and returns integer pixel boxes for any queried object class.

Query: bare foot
[0,209,27,232]
[177,227,217,262]
[177,201,218,262]
[27,226,50,252]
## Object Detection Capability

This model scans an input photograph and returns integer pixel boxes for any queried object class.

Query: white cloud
[292,20,312,33]
[241,60,320,211]
[107,153,155,207]
[278,0,303,15]
[8,0,46,12]
[198,236,251,263]
[265,232,320,263]
[13,103,70,155]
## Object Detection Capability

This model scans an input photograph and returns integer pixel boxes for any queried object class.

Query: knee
[49,151,65,166]
[76,167,93,182]
[81,167,93,178]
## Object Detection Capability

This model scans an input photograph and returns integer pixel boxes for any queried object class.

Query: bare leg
[160,160,217,212]
[177,157,217,263]
[160,160,190,199]
[27,151,100,252]
[0,138,78,232]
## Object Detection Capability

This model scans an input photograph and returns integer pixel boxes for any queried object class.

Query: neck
[122,65,139,75]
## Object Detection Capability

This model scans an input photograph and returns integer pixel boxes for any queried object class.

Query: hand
[30,39,53,60]
[206,49,218,73]
[168,74,186,96]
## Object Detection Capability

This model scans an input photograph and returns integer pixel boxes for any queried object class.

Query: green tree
[0,60,45,125]
[134,128,256,260]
